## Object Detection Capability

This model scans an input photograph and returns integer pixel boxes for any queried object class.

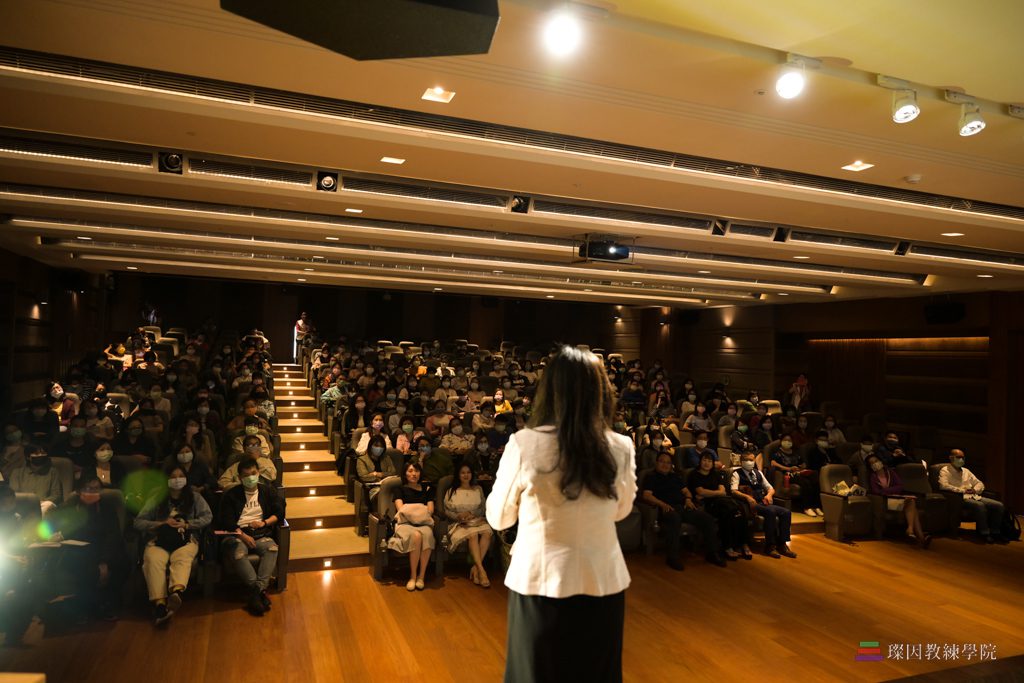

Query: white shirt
[486,426,636,599]
[937,464,985,499]
[237,488,263,527]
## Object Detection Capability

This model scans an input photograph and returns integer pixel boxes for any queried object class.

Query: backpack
[1000,509,1021,541]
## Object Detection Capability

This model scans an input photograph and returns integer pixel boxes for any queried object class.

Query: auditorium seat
[895,463,949,534]
[819,464,876,542]
[50,456,76,502]
[760,399,782,416]
[636,469,701,556]
[368,475,426,581]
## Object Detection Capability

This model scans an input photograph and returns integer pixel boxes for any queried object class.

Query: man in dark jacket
[216,458,283,616]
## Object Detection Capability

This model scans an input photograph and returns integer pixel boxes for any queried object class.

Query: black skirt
[505,590,625,683]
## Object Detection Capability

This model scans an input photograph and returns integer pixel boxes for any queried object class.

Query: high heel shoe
[470,566,481,585]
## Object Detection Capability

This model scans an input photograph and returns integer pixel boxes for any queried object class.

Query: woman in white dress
[442,463,493,588]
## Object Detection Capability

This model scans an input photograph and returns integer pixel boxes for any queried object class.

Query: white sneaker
[804,508,818,517]
[815,508,824,517]
[406,579,416,591]
[415,578,425,590]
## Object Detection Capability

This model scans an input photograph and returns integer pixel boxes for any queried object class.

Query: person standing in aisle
[486,346,636,683]
[293,311,311,363]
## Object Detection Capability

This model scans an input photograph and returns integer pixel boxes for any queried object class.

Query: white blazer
[486,425,636,598]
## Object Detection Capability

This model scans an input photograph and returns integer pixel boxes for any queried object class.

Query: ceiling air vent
[788,230,898,252]
[532,200,711,231]
[0,134,152,167]
[188,158,312,186]
[907,244,1024,269]
[342,177,507,208]
[727,223,775,239]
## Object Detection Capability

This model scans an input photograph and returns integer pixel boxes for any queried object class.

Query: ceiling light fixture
[297,278,306,281]
[546,294,555,299]
[380,156,405,164]
[892,90,921,123]
[325,236,340,241]
[792,255,810,259]
[958,104,986,136]
[421,86,455,104]
[941,232,965,237]
[76,236,92,240]
[344,208,363,214]
[977,274,994,278]
[126,266,138,270]
[841,160,874,172]
[775,54,819,99]
[542,10,583,57]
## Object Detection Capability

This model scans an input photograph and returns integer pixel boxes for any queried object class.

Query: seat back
[820,464,854,493]
[760,399,782,415]
[896,463,933,496]
[928,463,951,491]
[51,456,76,501]
[143,325,162,339]
[14,492,42,528]
[735,400,754,416]
[434,475,454,511]
[100,488,127,532]
[375,476,404,516]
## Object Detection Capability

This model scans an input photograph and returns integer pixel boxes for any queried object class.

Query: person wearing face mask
[10,446,64,515]
[439,417,475,457]
[49,415,98,470]
[848,438,877,484]
[717,403,740,430]
[356,434,397,502]
[146,385,172,415]
[218,436,278,490]
[216,458,283,616]
[789,415,813,449]
[82,399,116,441]
[392,416,418,455]
[730,451,796,559]
[425,400,454,439]
[356,413,393,456]
[638,430,670,471]
[485,413,515,454]
[171,417,214,470]
[342,394,370,439]
[365,376,389,407]
[48,475,130,621]
[680,390,699,417]
[386,399,409,434]
[938,449,1007,543]
[79,441,126,490]
[822,415,846,447]
[357,364,378,391]
[876,432,912,468]
[45,381,79,430]
[753,416,778,451]
[250,387,276,421]
[231,364,255,392]
[491,390,513,414]
[18,398,59,447]
[770,435,821,517]
[510,398,529,430]
[230,416,271,460]
[805,430,842,473]
[193,397,224,441]
[473,404,497,434]
[466,378,485,406]
[688,452,746,561]
[442,463,494,588]
[171,443,215,495]
[465,434,500,488]
[866,455,932,548]
[416,436,452,485]
[135,464,213,625]
[683,431,721,470]
[2,421,27,479]
[682,401,715,435]
[433,375,457,403]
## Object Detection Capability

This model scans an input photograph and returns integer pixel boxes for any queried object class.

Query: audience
[389,462,435,591]
[731,452,796,558]
[866,455,932,549]
[688,452,746,562]
[938,449,1007,544]
[9,445,64,515]
[442,463,493,588]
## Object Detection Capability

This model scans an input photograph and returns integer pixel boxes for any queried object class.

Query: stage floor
[1,532,1022,682]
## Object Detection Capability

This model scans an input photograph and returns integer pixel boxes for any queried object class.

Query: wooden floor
[1,533,1022,683]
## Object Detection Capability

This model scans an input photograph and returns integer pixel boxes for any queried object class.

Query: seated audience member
[752,415,777,450]
[250,386,275,421]
[48,475,130,620]
[806,431,842,472]
[847,437,877,481]
[486,413,514,453]
[230,416,271,459]
[216,458,283,616]
[9,446,64,515]
[172,442,215,494]
[356,413,392,456]
[510,399,529,430]
[320,376,348,410]
[770,436,822,517]
[867,455,932,548]
[749,403,768,432]
[81,399,116,441]
[491,390,513,414]
[434,376,457,404]
[79,441,126,490]
[648,387,675,420]
[466,378,485,406]
[389,462,435,592]
[679,388,698,416]
[730,419,756,454]
[194,397,224,441]
[356,435,397,502]
[135,465,213,625]
[682,402,715,435]
[171,417,215,471]
[218,435,277,490]
[146,385,173,415]
[683,431,721,470]
[717,403,739,429]
[466,434,500,486]
[424,400,453,439]
[472,402,496,434]
[439,417,475,457]
[443,463,493,588]
[788,414,812,449]
[642,451,724,570]
[112,415,157,467]
[731,452,796,558]
[18,399,59,447]
[46,381,79,429]
[416,436,453,485]
[342,394,369,437]
[688,452,746,561]
[386,400,409,434]
[938,449,1007,544]
[227,400,270,433]
[393,416,417,455]
[876,432,912,467]
[823,415,846,447]
[2,422,26,479]
[638,431,669,471]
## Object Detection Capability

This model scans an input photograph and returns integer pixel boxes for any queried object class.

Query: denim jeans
[222,536,278,591]
[961,497,1005,536]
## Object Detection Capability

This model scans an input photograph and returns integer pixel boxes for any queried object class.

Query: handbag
[155,521,190,552]
[886,497,906,512]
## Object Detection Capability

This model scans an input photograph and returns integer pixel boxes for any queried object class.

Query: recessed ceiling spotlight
[303,268,314,271]
[941,232,965,237]
[493,270,503,274]
[892,90,920,123]
[958,103,985,136]
[841,160,875,172]
[421,86,455,103]
[380,156,405,164]
[792,255,810,259]
[325,236,340,241]
[297,278,306,282]
[545,294,555,299]
[433,287,443,291]
[542,10,582,57]
[126,266,138,270]
[977,274,994,278]
[697,270,711,274]
[76,236,92,241]
[345,208,363,214]
[778,292,789,296]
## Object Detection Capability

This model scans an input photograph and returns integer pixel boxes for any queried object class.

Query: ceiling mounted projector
[578,240,630,262]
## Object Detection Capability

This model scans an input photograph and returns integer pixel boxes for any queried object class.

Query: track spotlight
[775,54,819,99]
[891,90,920,123]
[157,152,183,174]
[958,104,985,136]
[542,10,582,57]
[316,171,338,192]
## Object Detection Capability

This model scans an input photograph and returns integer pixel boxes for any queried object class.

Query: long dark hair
[158,464,196,517]
[447,461,479,499]
[528,345,617,501]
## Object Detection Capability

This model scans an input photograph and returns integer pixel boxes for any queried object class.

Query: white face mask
[177,450,194,464]
[870,461,884,472]
[741,460,756,471]
[696,440,708,449]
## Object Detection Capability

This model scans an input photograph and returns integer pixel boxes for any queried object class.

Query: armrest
[274,519,290,591]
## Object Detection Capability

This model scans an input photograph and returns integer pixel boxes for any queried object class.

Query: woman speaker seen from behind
[486,345,637,683]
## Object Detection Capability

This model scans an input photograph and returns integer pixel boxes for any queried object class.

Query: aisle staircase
[273,363,370,572]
